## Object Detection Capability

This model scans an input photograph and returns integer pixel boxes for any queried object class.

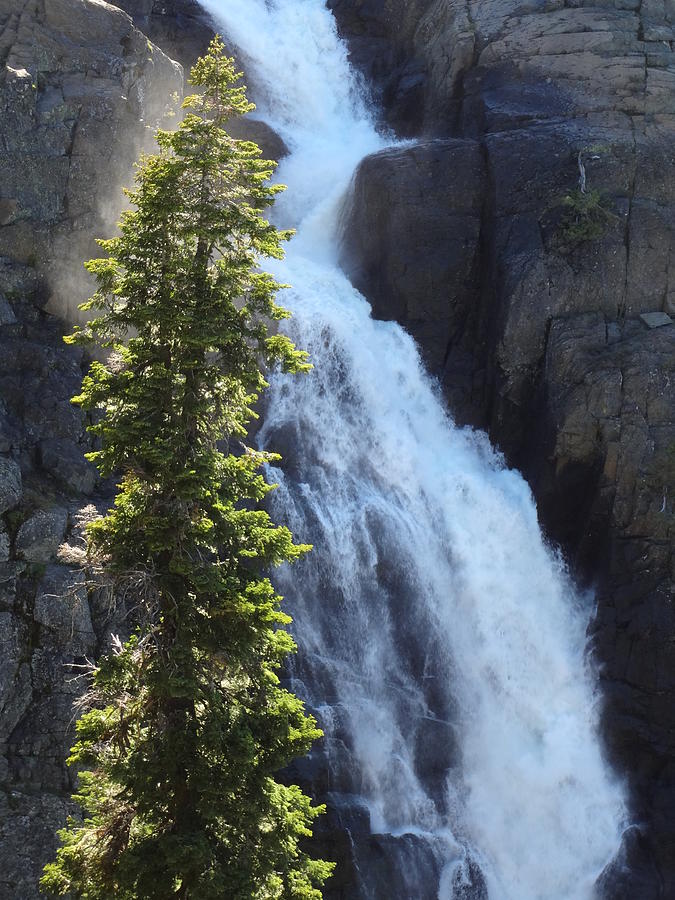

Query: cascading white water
[199,2,627,897]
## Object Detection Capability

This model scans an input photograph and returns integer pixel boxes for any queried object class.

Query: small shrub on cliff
[557,188,618,245]
[41,37,332,899]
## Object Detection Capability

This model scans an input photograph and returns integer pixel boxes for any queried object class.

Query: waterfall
[199,2,627,897]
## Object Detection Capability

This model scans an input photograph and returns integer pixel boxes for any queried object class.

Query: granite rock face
[327,0,433,134]
[334,0,675,891]
[113,0,290,159]
[0,457,22,515]
[538,314,675,893]
[0,3,296,895]
[337,0,675,437]
[0,0,182,325]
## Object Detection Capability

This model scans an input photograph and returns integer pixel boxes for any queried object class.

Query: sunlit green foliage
[41,36,332,900]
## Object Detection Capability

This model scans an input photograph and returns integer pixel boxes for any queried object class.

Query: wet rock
[414,716,459,795]
[314,795,372,899]
[340,139,486,420]
[595,824,662,900]
[327,0,433,134]
[16,508,68,563]
[352,832,444,900]
[451,858,489,900]
[0,457,22,515]
[226,118,290,162]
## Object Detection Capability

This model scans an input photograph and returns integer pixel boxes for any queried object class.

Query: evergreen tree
[41,37,332,900]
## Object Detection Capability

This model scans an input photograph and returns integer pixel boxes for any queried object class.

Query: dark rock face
[335,0,675,892]
[113,0,215,70]
[327,0,435,134]
[340,139,486,421]
[341,139,487,420]
[0,258,124,898]
[112,1,289,159]
[541,314,675,892]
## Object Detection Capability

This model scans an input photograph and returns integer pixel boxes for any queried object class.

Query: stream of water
[199,2,627,896]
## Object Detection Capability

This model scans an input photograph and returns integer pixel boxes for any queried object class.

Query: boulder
[16,508,68,563]
[225,118,289,162]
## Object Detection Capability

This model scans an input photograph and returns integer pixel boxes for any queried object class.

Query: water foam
[199,2,627,896]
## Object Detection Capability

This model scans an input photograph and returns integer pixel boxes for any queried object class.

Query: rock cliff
[1,0,674,896]
[0,0,182,324]
[335,0,675,892]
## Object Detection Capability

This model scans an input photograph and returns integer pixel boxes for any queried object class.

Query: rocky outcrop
[338,0,675,439]
[340,139,487,420]
[0,3,295,895]
[0,0,182,325]
[327,0,433,134]
[335,0,675,891]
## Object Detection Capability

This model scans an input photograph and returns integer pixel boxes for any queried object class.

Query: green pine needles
[41,37,333,899]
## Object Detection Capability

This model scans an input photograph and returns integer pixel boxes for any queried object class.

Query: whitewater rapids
[199,2,627,897]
